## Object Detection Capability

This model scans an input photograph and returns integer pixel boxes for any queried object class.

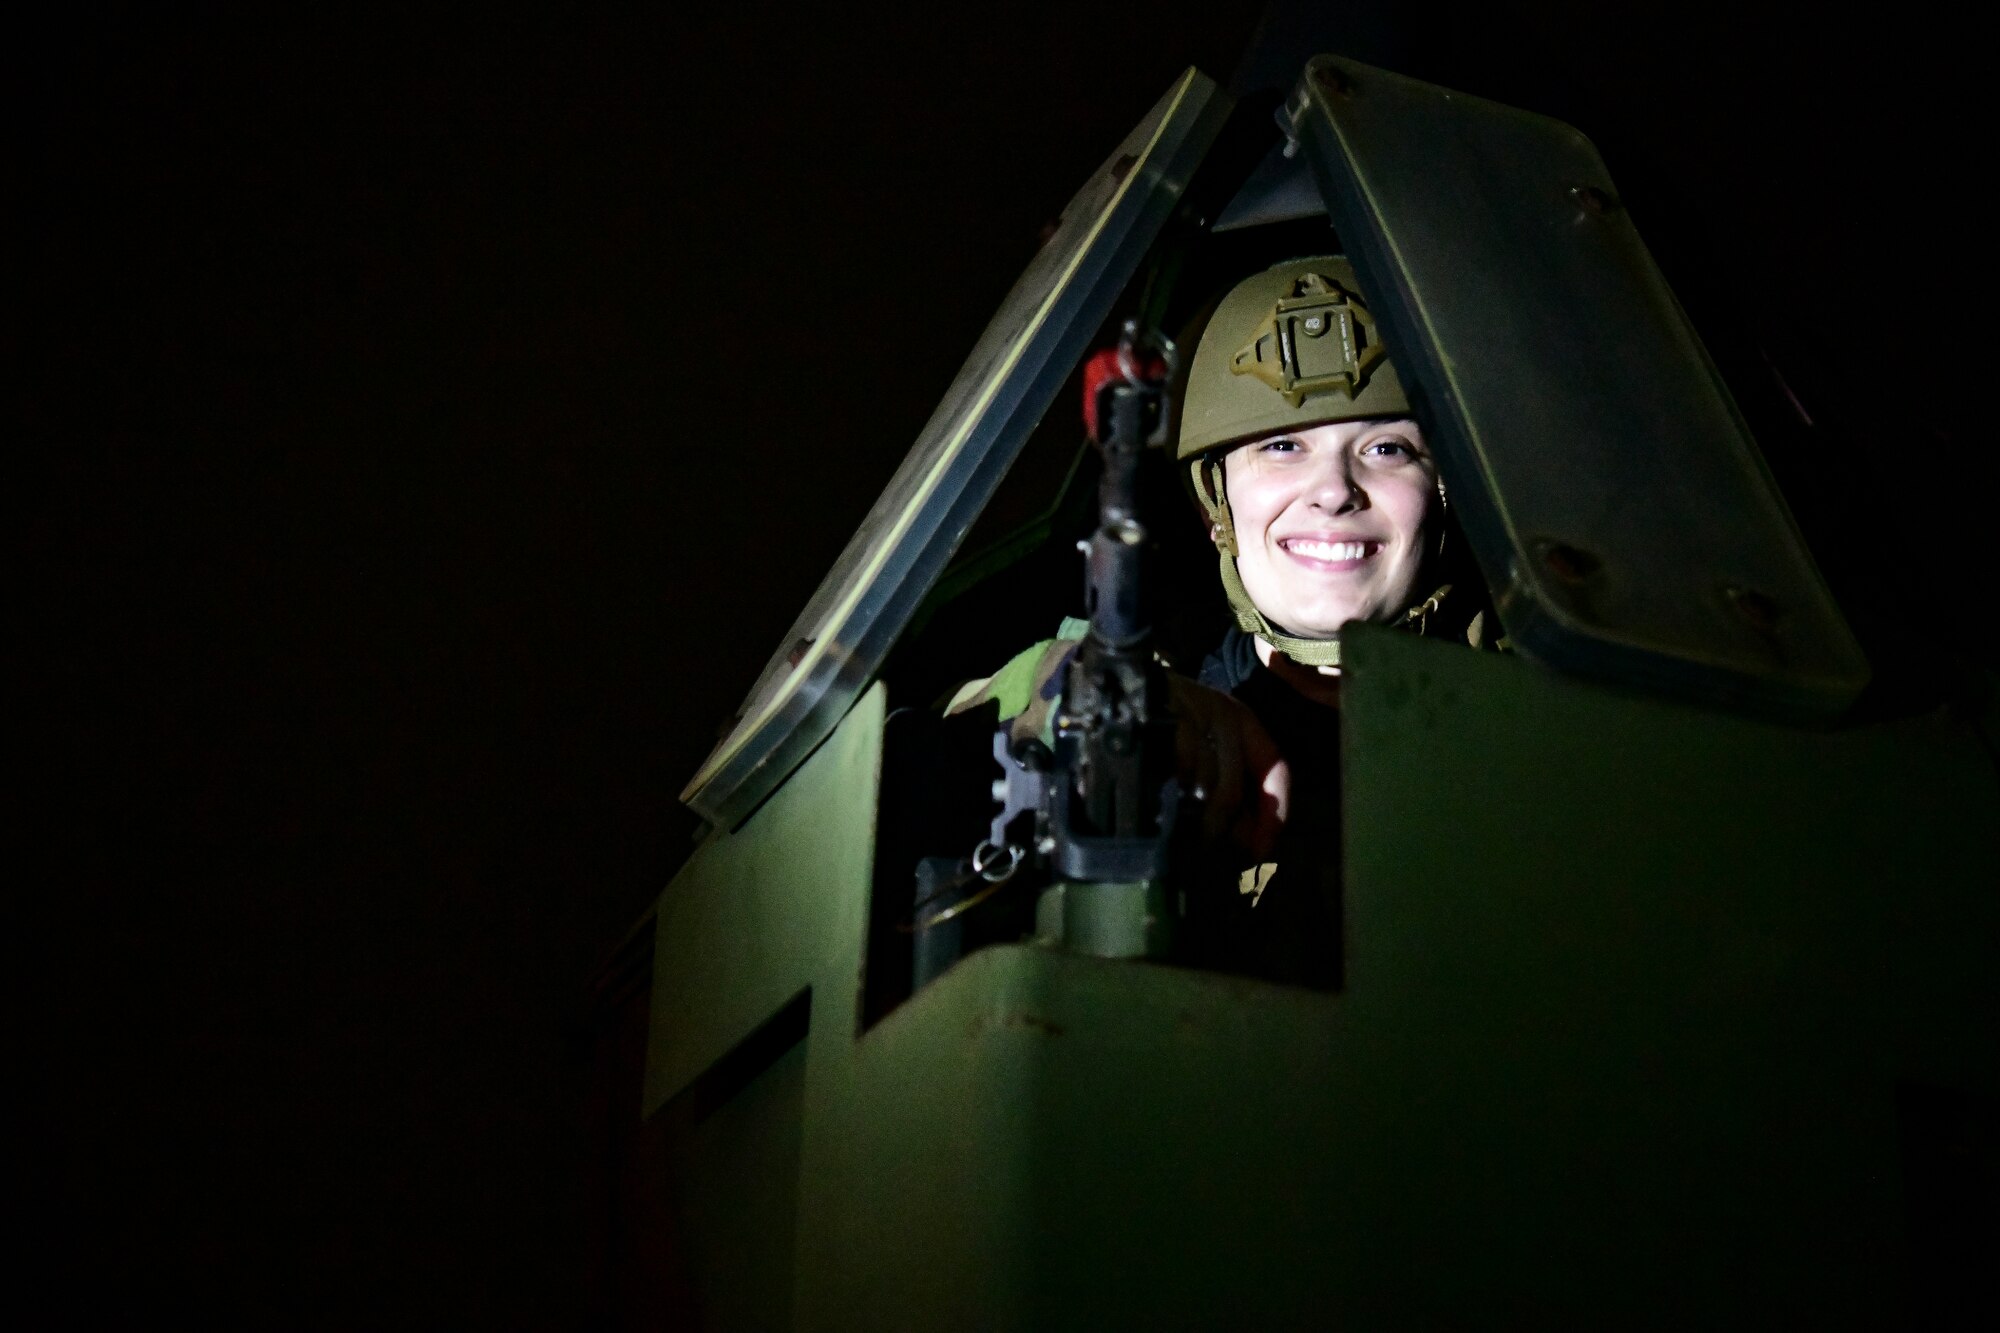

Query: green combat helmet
[1180,255,1415,668]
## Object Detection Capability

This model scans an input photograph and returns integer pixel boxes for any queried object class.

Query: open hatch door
[1289,55,1868,715]
[682,69,1232,829]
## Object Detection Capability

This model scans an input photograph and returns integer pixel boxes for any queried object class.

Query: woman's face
[1220,417,1439,638]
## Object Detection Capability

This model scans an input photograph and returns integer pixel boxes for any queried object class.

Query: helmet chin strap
[1217,553,1347,667]
[1193,456,1448,671]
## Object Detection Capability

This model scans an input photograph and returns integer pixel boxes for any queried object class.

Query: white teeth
[1288,539,1368,562]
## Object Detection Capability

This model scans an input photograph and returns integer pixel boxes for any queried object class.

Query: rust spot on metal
[1001,1012,1064,1037]
[1313,64,1352,96]
[1541,541,1602,584]
[1725,585,1782,632]
[1568,184,1620,216]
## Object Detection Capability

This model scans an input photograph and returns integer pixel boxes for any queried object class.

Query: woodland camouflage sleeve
[943,629,1087,748]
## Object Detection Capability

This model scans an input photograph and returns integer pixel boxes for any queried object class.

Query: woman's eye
[1363,436,1419,460]
[1259,437,1302,453]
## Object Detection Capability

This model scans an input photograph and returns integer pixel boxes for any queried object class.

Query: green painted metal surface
[660,1039,808,1333]
[646,684,882,1113]
[647,640,1996,1327]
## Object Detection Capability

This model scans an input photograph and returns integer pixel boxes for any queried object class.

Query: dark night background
[19,4,1986,1327]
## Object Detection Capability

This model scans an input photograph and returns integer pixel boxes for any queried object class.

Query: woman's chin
[1282,596,1378,637]
[1267,615,1354,641]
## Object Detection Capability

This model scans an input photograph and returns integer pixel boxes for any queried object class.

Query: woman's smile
[1277,535,1381,571]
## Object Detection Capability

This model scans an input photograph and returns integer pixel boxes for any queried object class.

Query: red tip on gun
[1082,345,1169,444]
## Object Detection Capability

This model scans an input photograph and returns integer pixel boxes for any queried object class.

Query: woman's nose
[1307,454,1366,512]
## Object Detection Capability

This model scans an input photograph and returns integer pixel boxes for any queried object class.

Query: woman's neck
[1253,635,1344,708]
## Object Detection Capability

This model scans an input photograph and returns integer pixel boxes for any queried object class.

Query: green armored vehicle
[600,50,1997,1332]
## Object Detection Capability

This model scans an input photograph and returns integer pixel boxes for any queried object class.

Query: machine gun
[976,320,1185,958]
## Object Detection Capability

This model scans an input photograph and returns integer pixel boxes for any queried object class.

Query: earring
[1436,477,1449,509]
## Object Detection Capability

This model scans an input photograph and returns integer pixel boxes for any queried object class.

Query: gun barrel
[1085,519,1150,651]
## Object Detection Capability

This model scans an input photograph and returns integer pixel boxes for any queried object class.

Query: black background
[21,4,1985,1326]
